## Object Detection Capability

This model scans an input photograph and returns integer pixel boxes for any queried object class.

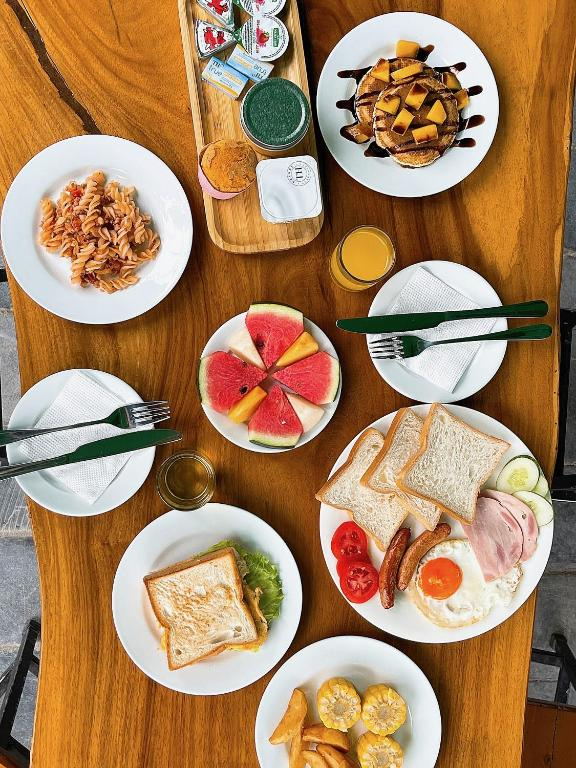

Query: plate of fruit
[198,303,342,452]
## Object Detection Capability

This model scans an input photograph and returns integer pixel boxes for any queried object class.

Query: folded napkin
[21,371,132,504]
[378,267,497,392]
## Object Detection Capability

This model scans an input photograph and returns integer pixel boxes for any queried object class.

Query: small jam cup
[197,143,255,200]
[240,78,311,157]
[156,451,216,511]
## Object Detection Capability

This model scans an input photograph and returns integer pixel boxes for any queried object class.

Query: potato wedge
[269,688,308,744]
[301,750,329,768]
[290,728,306,768]
[317,744,357,768]
[302,724,350,752]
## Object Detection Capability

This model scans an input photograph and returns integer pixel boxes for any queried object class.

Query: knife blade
[0,429,182,481]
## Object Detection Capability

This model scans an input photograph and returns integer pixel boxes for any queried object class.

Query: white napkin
[21,372,132,504]
[378,267,497,392]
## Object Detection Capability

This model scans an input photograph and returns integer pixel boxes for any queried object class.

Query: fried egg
[408,539,522,628]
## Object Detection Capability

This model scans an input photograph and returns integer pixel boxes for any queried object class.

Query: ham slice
[481,490,538,561]
[467,496,523,581]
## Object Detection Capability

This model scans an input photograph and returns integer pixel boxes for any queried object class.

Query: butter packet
[227,45,274,81]
[201,56,249,99]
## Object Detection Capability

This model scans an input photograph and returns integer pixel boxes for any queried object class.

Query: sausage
[378,527,411,609]
[396,522,452,591]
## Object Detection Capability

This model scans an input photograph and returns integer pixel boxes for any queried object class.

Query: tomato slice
[331,521,368,560]
[339,560,379,603]
[336,554,369,579]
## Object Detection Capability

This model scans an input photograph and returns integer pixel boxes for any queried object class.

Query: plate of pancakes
[317,12,499,197]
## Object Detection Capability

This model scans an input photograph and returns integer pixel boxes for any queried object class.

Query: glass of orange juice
[330,226,396,291]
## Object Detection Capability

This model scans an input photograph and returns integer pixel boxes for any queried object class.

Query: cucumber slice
[514,490,554,526]
[496,455,540,494]
[533,473,550,498]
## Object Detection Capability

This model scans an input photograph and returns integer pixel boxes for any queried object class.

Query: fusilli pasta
[38,171,160,293]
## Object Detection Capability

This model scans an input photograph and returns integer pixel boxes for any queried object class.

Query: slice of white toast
[144,548,258,670]
[316,428,407,551]
[362,408,442,531]
[398,404,510,525]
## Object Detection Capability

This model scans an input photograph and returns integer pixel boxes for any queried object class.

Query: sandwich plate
[318,405,553,643]
[112,503,302,694]
[200,313,341,453]
[254,636,441,768]
[368,261,507,403]
[316,12,499,197]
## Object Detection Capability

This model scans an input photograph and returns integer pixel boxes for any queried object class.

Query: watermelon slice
[273,351,340,405]
[248,385,303,448]
[245,303,303,369]
[198,352,266,413]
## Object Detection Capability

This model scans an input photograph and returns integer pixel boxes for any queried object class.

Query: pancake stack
[347,43,470,168]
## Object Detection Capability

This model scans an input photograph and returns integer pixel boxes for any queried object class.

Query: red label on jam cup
[239,15,289,61]
[195,21,236,58]
[196,0,235,30]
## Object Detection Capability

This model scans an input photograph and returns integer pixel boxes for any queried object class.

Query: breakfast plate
[368,261,507,403]
[317,12,499,197]
[112,503,302,695]
[255,635,442,768]
[318,404,554,643]
[1,134,193,324]
[200,310,341,453]
[6,368,155,517]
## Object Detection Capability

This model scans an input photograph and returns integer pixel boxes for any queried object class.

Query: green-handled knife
[336,300,549,334]
[0,428,182,480]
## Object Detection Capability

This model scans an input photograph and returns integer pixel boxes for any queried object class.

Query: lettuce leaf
[206,540,284,623]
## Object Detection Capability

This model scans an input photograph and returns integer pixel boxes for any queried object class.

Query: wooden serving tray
[178,0,323,253]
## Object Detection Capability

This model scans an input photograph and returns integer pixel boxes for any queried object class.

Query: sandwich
[315,428,407,551]
[397,403,510,524]
[144,541,283,670]
[362,408,442,531]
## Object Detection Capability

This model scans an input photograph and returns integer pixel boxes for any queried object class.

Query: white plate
[317,12,499,197]
[1,135,193,324]
[255,636,441,768]
[112,503,302,695]
[6,369,155,517]
[319,405,554,643]
[200,313,341,453]
[368,261,507,403]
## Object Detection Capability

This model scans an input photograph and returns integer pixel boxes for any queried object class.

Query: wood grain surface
[0,1,574,767]
[178,0,324,253]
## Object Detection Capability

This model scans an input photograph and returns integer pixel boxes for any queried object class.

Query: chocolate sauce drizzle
[336,49,485,156]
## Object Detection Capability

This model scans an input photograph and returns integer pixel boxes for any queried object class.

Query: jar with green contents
[240,78,311,156]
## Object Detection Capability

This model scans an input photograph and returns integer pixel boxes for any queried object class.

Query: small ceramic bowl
[197,142,256,200]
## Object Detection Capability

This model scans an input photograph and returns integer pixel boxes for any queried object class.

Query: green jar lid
[241,79,310,148]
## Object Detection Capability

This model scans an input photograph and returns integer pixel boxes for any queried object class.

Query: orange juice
[330,226,396,291]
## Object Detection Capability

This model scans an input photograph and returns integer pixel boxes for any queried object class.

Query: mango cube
[392,108,415,135]
[412,124,438,144]
[391,62,423,81]
[426,99,447,124]
[442,71,461,90]
[396,40,420,58]
[228,386,267,423]
[371,59,390,82]
[455,89,469,110]
[405,82,428,110]
[375,96,401,115]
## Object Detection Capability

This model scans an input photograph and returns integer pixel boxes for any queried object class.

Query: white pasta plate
[6,368,155,516]
[1,135,193,324]
[318,405,554,643]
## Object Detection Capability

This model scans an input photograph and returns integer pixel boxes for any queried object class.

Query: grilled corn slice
[357,732,404,768]
[361,684,406,735]
[316,677,361,732]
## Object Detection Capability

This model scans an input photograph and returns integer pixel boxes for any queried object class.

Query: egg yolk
[419,557,462,599]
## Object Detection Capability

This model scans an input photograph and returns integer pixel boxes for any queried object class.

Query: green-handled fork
[368,324,553,360]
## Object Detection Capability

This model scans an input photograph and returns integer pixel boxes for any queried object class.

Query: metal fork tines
[121,401,170,428]
[368,336,406,360]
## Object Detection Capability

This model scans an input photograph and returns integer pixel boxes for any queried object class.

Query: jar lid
[241,78,310,148]
[256,156,322,223]
[238,15,289,61]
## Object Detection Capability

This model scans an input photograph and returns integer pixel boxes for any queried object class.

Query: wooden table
[0,1,574,766]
